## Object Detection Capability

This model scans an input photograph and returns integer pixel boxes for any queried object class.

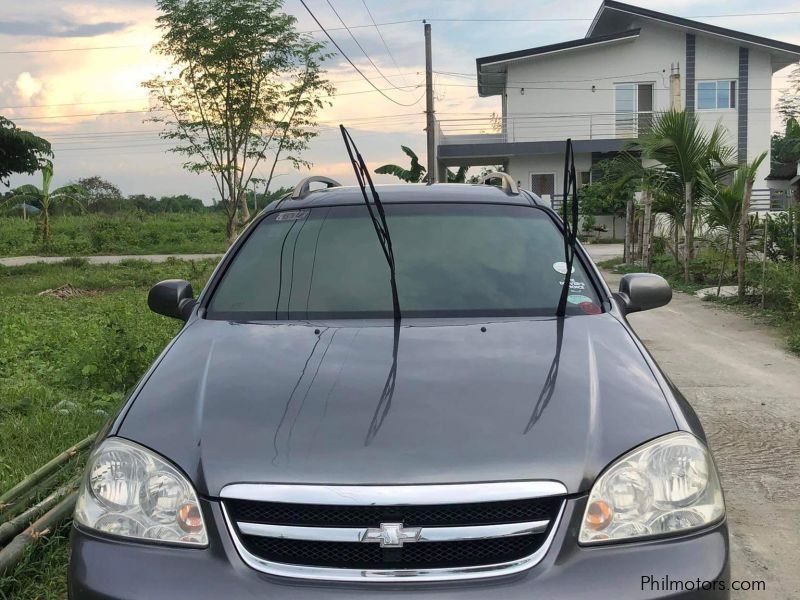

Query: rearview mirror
[615,273,671,314]
[148,279,196,320]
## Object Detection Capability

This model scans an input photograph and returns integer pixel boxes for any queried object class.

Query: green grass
[0,258,218,599]
[599,253,800,354]
[0,213,227,257]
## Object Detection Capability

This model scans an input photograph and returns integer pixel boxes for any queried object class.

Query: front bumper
[69,498,729,599]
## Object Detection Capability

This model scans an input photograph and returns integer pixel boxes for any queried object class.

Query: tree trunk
[642,194,653,271]
[717,234,730,296]
[737,178,754,301]
[624,200,634,265]
[683,181,693,282]
[671,219,680,265]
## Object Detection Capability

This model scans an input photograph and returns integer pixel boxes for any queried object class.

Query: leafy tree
[375,146,467,182]
[2,161,85,245]
[577,159,634,238]
[777,63,800,125]
[143,0,334,243]
[158,194,205,212]
[128,194,159,212]
[771,118,800,171]
[0,116,52,186]
[633,110,736,281]
[76,176,123,213]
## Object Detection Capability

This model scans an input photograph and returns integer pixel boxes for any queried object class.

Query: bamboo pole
[0,433,95,511]
[0,492,77,575]
[1,469,66,520]
[0,478,79,547]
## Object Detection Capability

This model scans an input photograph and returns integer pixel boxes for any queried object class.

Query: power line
[324,0,413,92]
[3,9,800,55]
[298,0,423,107]
[362,0,410,87]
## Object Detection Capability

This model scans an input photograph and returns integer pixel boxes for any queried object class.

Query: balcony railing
[546,189,784,214]
[437,112,653,146]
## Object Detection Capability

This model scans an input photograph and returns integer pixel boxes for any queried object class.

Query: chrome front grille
[220,482,566,581]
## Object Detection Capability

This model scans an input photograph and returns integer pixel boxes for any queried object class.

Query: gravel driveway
[602,270,800,599]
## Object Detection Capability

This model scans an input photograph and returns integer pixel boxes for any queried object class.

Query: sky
[1,0,799,201]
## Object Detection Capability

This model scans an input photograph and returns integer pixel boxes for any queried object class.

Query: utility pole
[424,21,435,184]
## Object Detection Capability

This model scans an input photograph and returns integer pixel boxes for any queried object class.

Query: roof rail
[291,176,341,199]
[480,172,519,196]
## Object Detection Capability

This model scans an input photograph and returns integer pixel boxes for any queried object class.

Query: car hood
[118,315,677,496]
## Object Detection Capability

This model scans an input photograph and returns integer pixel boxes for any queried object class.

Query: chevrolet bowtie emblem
[360,523,421,548]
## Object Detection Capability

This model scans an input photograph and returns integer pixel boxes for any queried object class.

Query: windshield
[207,203,602,319]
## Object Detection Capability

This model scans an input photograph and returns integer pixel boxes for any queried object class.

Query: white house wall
[507,153,592,198]
[500,20,774,188]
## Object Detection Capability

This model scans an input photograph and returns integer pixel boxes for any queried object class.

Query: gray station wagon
[69,176,728,599]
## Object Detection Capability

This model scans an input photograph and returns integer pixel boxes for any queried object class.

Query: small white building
[436,0,800,209]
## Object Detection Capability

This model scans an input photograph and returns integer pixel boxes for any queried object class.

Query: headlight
[579,432,724,544]
[74,438,207,546]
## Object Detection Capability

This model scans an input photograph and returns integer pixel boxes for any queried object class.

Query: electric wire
[298,0,424,107]
[324,0,415,92]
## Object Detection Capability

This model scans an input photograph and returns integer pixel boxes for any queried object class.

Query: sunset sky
[2,0,799,201]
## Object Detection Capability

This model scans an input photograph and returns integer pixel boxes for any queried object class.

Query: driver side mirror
[148,279,196,321]
[614,273,671,314]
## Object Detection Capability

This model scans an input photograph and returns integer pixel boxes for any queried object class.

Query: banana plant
[4,161,86,245]
[375,146,467,183]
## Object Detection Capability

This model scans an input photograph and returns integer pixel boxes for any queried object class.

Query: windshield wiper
[340,125,401,322]
[556,138,580,318]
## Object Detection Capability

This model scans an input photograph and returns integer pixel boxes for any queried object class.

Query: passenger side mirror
[615,273,671,314]
[148,279,196,321]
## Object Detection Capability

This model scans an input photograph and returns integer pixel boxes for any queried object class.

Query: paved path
[0,244,622,268]
[603,270,800,599]
[584,243,623,263]
[0,253,223,267]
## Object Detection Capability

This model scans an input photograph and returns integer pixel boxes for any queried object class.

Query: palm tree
[701,170,745,295]
[635,110,736,281]
[735,152,767,300]
[3,161,85,245]
[375,146,467,183]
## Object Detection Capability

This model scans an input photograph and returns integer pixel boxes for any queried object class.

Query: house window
[615,83,653,136]
[697,80,736,110]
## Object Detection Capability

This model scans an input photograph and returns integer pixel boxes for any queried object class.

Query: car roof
[274,183,542,210]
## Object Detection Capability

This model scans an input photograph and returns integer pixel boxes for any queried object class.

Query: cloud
[15,72,43,100]
[0,19,131,38]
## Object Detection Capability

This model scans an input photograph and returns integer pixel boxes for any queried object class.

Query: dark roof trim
[589,0,800,55]
[476,28,640,96]
[477,28,640,68]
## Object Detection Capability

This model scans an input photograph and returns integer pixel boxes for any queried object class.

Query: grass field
[0,258,218,599]
[0,213,228,257]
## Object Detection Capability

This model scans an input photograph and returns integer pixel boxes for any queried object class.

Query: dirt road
[603,270,800,599]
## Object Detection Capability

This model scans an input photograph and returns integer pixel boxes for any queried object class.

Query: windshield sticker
[567,294,593,305]
[560,279,586,291]
[579,302,602,315]
[552,261,571,275]
[276,210,309,221]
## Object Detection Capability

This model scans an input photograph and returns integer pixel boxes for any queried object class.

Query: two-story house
[435,0,800,210]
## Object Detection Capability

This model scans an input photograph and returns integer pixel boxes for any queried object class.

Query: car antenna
[556,139,580,318]
[339,125,401,323]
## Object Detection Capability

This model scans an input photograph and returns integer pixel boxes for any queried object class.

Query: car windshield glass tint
[207,203,602,319]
